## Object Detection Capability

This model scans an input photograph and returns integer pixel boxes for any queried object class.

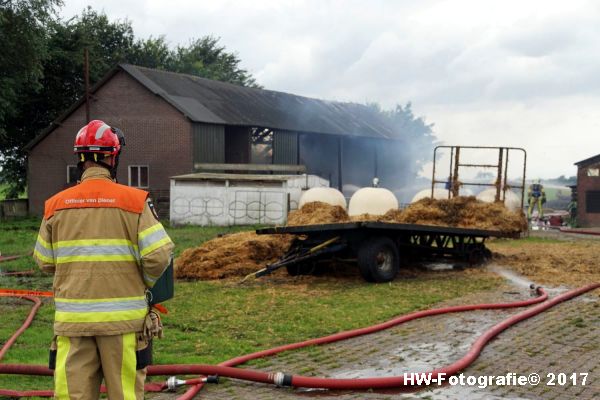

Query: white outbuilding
[170,173,328,226]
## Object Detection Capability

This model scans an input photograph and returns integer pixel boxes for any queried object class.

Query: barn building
[574,154,600,227]
[25,64,406,217]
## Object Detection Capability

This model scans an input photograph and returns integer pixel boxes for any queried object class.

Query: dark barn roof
[26,64,399,151]
[574,154,600,167]
[121,64,397,138]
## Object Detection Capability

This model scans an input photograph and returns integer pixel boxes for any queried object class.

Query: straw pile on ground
[175,202,347,280]
[489,240,600,296]
[175,232,294,280]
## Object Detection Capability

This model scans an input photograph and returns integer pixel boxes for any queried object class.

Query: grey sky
[61,0,600,179]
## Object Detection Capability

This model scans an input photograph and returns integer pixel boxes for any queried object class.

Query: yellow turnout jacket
[33,167,174,336]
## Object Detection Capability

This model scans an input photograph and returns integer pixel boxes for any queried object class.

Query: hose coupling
[203,375,219,384]
[273,371,293,387]
[166,376,186,391]
[529,284,541,296]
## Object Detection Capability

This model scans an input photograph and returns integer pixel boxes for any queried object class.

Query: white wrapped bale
[348,187,399,216]
[299,187,347,210]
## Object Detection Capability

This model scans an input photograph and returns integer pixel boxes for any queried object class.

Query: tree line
[1,0,436,198]
[1,1,258,197]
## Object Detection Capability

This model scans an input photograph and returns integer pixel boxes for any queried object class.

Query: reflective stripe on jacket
[33,167,174,336]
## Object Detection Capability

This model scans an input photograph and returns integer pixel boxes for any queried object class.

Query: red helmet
[73,120,125,156]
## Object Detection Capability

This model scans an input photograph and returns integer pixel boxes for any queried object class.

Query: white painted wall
[170,175,329,226]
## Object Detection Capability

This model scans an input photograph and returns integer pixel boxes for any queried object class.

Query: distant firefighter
[527,179,546,219]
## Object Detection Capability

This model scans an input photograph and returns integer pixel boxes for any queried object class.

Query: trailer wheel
[465,245,492,265]
[357,237,400,282]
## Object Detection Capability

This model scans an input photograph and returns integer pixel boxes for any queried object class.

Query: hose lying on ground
[1,284,598,398]
[0,270,36,277]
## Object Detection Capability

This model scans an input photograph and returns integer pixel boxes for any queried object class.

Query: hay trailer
[254,222,519,282]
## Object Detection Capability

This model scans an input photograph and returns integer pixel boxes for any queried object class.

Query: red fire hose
[168,285,553,399]
[1,284,598,398]
[0,295,41,361]
[560,227,600,236]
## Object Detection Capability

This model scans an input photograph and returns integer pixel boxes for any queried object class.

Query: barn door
[273,131,298,165]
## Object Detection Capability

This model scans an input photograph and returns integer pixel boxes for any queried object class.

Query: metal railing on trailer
[431,145,527,209]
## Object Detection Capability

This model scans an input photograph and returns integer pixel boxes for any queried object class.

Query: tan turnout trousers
[54,332,145,400]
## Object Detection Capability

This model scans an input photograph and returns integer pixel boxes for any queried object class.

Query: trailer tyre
[357,237,400,282]
[465,244,492,265]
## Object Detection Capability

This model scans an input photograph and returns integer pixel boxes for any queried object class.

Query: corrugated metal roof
[574,154,600,167]
[121,64,399,139]
[25,64,402,152]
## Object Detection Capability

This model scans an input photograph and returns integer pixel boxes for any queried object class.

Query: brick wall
[27,70,193,215]
[576,161,600,227]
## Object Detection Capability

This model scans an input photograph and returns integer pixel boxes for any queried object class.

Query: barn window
[587,168,599,177]
[129,165,149,188]
[586,191,600,213]
[250,128,273,164]
[67,165,78,184]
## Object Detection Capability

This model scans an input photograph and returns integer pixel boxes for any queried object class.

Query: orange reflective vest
[44,178,147,219]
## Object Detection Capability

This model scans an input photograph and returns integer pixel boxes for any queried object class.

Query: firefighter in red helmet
[33,120,174,399]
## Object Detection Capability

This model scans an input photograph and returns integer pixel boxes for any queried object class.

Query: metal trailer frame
[431,146,527,209]
[256,222,519,282]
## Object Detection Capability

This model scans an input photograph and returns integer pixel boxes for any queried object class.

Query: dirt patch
[489,240,600,294]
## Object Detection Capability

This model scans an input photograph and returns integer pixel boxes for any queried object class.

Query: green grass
[0,217,260,260]
[543,187,570,202]
[489,235,563,247]
[0,217,500,392]
[0,217,39,257]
